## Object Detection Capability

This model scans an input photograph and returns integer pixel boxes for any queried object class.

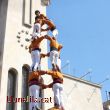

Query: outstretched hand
[42,84,48,89]
[40,53,46,58]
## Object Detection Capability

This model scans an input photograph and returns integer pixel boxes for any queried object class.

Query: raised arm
[41,19,55,32]
[47,82,53,88]
[46,70,63,79]
[45,70,53,75]
[40,84,48,89]
[40,52,50,58]
[45,35,52,41]
[38,36,46,43]
[58,44,63,51]
[37,70,46,75]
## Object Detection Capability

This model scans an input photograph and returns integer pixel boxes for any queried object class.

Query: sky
[46,0,110,101]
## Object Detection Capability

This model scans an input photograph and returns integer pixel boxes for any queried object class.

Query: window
[6,69,17,110]
[21,64,44,109]
[22,0,32,28]
[21,65,29,110]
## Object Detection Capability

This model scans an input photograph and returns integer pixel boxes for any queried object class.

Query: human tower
[28,10,64,110]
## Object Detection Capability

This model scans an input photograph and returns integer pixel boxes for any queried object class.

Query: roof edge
[64,73,102,88]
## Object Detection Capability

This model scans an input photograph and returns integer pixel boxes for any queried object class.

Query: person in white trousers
[29,85,40,110]
[45,35,63,71]
[41,42,63,72]
[28,70,46,110]
[45,69,65,110]
[30,50,40,72]
[29,36,45,72]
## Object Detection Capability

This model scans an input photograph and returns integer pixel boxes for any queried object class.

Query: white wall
[63,75,103,110]
[0,0,47,110]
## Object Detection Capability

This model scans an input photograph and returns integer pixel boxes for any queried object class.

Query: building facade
[103,100,110,110]
[103,92,110,110]
[0,0,103,110]
[0,0,49,110]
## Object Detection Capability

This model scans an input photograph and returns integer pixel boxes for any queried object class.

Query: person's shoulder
[47,69,52,73]
[40,14,47,18]
[40,14,45,16]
